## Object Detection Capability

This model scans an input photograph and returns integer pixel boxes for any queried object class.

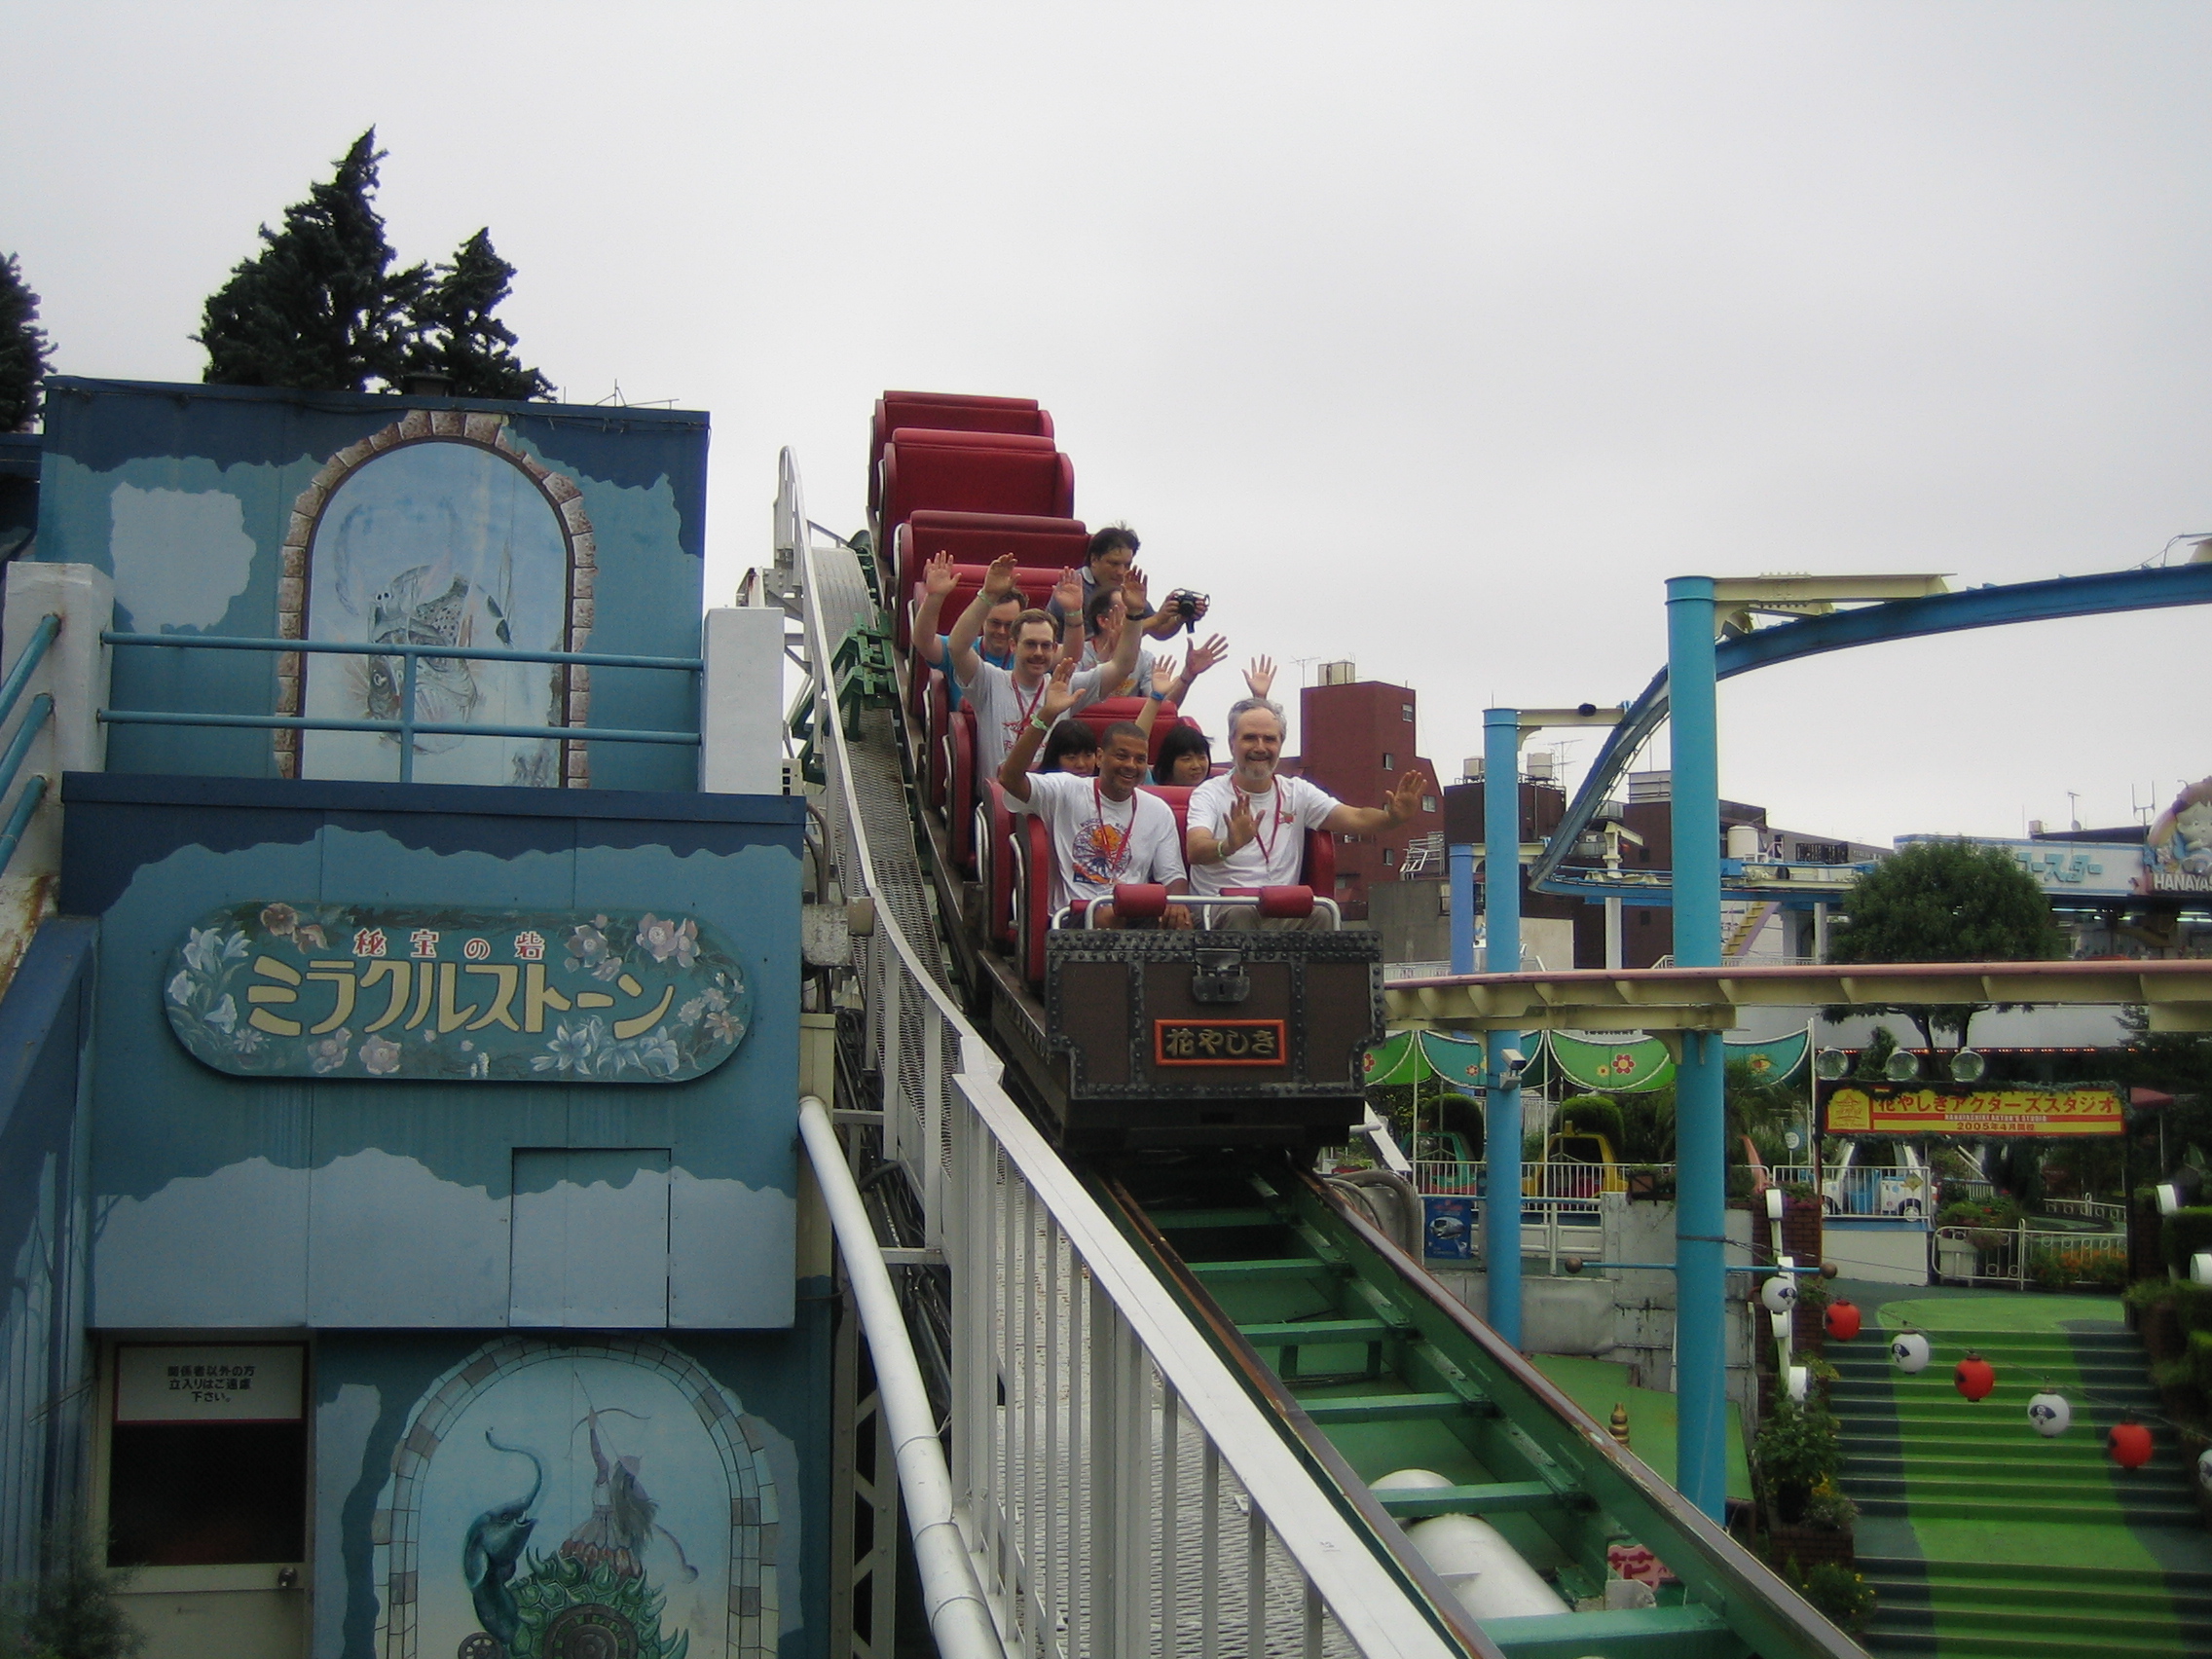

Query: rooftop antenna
[2066,790,2083,831]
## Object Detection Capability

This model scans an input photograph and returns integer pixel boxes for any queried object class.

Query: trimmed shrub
[2162,1206,2212,1275]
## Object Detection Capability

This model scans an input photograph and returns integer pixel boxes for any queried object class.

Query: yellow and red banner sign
[1825,1085,2123,1137]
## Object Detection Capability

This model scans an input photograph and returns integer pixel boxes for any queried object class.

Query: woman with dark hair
[1038,719,1099,776]
[1153,723,1212,786]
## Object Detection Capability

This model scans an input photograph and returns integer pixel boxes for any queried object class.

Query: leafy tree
[404,229,553,401]
[1824,838,2066,1051]
[195,129,427,392]
[0,1526,144,1658]
[0,252,54,430]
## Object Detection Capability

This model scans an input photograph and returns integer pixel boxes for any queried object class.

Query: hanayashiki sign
[166,903,752,1083]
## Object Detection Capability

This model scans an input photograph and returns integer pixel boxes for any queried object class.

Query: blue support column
[1481,709,1523,1347]
[1448,842,1476,975]
[1666,576,1728,1522]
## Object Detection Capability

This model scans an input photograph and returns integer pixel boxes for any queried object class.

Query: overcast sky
[10,3,2212,845]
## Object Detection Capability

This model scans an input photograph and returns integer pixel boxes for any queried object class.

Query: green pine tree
[407,228,553,400]
[194,129,427,392]
[0,252,55,431]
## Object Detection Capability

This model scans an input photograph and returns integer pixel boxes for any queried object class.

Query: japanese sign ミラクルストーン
[114,1345,305,1423]
[165,903,752,1083]
[1824,1084,2123,1137]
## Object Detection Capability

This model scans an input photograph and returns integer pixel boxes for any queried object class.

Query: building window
[1421,795,1438,813]
[1402,704,1415,721]
[1383,848,1397,866]
[1382,753,1395,771]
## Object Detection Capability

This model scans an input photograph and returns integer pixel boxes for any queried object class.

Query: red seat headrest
[888,425,1057,454]
[1219,885,1315,918]
[1111,883,1169,920]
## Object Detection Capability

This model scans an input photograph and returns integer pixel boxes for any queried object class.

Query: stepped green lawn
[1825,1283,2212,1657]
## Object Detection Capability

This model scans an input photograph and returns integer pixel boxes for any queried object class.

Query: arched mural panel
[278,412,598,788]
[374,1338,774,1659]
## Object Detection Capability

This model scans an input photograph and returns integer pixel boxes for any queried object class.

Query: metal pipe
[1447,841,1475,975]
[0,774,49,875]
[0,694,54,808]
[0,614,60,732]
[100,630,702,672]
[98,710,699,745]
[1481,709,1523,1346]
[1665,575,1727,1522]
[796,1094,1008,1659]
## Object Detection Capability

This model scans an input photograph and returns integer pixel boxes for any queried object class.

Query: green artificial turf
[1529,1352,1751,1502]
[1875,1292,2124,1334]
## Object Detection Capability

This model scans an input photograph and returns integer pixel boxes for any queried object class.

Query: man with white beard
[1185,697,1427,923]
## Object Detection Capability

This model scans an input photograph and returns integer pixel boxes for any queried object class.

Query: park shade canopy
[1530,1029,1810,1095]
[1362,1030,1489,1091]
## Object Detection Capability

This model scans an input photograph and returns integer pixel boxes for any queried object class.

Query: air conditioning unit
[1462,756,1484,781]
[1317,660,1358,686]
[1628,770,1672,803]
[1525,752,1557,782]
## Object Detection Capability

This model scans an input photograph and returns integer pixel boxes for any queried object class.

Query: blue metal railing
[100,631,704,786]
[0,614,61,876]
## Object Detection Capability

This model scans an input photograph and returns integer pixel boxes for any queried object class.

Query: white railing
[791,461,1461,1659]
[1820,1162,1933,1219]
[2041,1196,2128,1228]
[1932,1224,2128,1289]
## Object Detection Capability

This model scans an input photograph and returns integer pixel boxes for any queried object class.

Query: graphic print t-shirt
[962,660,1106,777]
[1185,773,1340,897]
[1008,772,1186,909]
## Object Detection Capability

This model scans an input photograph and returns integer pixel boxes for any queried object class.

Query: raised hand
[1040,654,1084,722]
[1151,653,1179,698]
[983,552,1019,601]
[1052,566,1084,614]
[1243,655,1276,698]
[1183,633,1228,682]
[1121,565,1150,616]
[923,550,958,597]
[1225,791,1258,855]
[1384,770,1426,826]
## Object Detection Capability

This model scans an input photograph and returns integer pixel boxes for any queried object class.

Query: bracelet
[1145,687,1166,702]
[1029,715,1051,733]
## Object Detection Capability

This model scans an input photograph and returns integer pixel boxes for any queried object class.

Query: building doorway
[101,1343,309,1659]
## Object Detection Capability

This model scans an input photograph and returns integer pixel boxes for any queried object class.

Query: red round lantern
[1824,1299,1862,1342]
[1954,1350,1996,1402]
[2109,1419,2155,1470]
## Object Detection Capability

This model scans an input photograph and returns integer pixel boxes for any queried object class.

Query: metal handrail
[797,1095,1007,1659]
[98,628,703,784]
[0,614,59,733]
[789,455,1467,1658]
[0,613,61,882]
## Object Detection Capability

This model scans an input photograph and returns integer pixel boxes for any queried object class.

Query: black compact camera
[1164,589,1209,633]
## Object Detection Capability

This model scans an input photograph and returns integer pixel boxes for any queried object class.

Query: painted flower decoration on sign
[636,913,699,969]
[164,904,751,1084]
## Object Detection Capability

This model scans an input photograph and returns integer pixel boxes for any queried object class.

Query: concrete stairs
[1827,1325,2212,1658]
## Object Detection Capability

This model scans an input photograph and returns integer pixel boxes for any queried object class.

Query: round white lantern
[2197,1446,2212,1493]
[1892,1331,1932,1373]
[1760,1274,1798,1315]
[2026,1390,2071,1437]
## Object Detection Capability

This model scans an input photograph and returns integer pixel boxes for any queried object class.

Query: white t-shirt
[962,660,1105,777]
[1186,772,1341,897]
[1077,641,1160,701]
[1008,772,1186,910]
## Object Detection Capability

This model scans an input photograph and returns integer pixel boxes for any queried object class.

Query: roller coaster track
[782,449,1866,1658]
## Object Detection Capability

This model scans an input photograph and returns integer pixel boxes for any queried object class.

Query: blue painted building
[0,381,823,1659]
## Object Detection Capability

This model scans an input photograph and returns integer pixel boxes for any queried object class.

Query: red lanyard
[1012,674,1048,728]
[1091,780,1135,878]
[1248,785,1285,866]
